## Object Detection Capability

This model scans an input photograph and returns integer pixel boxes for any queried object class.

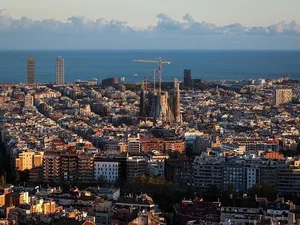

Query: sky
[1,0,300,49]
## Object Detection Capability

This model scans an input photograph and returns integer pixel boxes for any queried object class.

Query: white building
[56,56,64,85]
[94,161,119,183]
[148,160,165,177]
[24,94,33,108]
[245,167,260,190]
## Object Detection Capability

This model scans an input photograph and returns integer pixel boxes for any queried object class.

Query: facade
[24,94,34,108]
[94,156,127,184]
[245,167,260,190]
[128,138,141,155]
[148,159,165,177]
[193,156,223,192]
[140,138,164,153]
[126,156,147,180]
[78,153,94,184]
[56,56,64,85]
[27,57,35,84]
[43,153,61,183]
[223,162,245,192]
[276,159,300,197]
[275,88,292,105]
[184,69,192,86]
[15,151,43,171]
[94,161,119,183]
[165,158,193,189]
[60,153,78,183]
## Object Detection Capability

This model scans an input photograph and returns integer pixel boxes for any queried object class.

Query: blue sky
[1,0,300,49]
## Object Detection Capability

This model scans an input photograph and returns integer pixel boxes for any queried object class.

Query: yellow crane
[133,57,171,95]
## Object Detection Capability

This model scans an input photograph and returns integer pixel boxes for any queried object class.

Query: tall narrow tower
[27,57,35,84]
[173,79,181,123]
[139,80,147,118]
[56,56,64,85]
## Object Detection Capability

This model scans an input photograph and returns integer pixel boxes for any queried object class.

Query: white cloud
[0,9,299,49]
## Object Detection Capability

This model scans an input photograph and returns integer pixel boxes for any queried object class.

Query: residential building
[15,151,44,171]
[126,156,147,180]
[275,88,292,105]
[128,137,141,155]
[24,94,34,108]
[193,156,223,192]
[60,153,78,183]
[223,161,245,192]
[277,159,300,197]
[165,158,193,189]
[94,161,119,183]
[78,153,94,184]
[43,153,61,183]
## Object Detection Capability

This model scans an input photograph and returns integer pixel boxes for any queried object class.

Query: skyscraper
[56,56,64,85]
[27,57,35,84]
[184,69,193,86]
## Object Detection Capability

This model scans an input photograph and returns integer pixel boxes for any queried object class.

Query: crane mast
[133,57,171,96]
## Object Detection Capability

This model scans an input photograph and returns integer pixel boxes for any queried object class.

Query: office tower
[173,79,181,123]
[184,69,193,86]
[24,93,34,108]
[27,57,35,84]
[275,88,292,105]
[56,56,64,85]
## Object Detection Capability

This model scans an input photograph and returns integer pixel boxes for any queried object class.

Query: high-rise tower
[139,80,147,118]
[184,69,192,86]
[56,56,64,85]
[27,57,35,84]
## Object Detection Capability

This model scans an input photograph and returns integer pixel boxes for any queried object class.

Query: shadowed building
[184,69,192,86]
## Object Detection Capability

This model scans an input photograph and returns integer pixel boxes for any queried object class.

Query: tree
[249,183,277,201]
[15,171,20,185]
[0,175,6,187]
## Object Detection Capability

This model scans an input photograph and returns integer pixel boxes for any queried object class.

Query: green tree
[0,175,6,187]
[249,183,277,201]
[15,171,20,185]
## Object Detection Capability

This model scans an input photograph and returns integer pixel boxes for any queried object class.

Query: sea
[0,50,300,83]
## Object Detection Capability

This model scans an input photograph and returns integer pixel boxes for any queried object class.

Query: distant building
[102,77,119,87]
[27,57,35,84]
[184,69,193,86]
[24,94,34,108]
[275,88,292,105]
[56,56,64,85]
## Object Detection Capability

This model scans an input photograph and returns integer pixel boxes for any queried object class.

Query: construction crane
[134,69,157,92]
[133,57,171,96]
